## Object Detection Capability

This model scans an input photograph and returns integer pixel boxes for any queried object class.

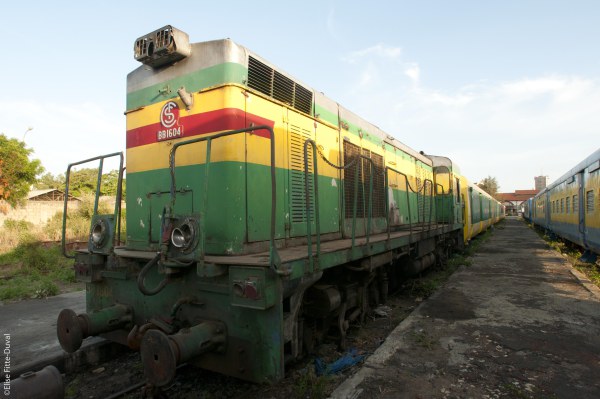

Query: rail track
[59,275,429,398]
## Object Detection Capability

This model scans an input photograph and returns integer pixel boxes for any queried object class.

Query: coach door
[577,172,585,241]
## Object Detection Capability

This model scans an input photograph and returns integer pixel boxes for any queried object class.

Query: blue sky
[1,1,599,192]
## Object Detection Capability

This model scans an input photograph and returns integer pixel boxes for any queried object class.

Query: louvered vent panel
[416,176,424,223]
[290,125,314,223]
[371,152,385,217]
[248,56,273,97]
[344,141,364,218]
[273,71,294,105]
[294,84,313,114]
[248,56,313,115]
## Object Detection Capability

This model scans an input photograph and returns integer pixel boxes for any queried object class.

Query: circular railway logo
[160,101,179,128]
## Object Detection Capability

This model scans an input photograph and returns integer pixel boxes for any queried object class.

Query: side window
[587,190,595,213]
[573,194,578,213]
[566,197,570,213]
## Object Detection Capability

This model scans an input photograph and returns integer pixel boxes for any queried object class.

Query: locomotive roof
[242,43,432,166]
[128,38,433,166]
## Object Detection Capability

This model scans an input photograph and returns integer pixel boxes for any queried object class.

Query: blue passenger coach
[530,148,600,257]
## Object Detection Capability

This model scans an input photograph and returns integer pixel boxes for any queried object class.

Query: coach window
[560,198,564,213]
[573,194,578,213]
[586,190,594,213]
[566,197,570,213]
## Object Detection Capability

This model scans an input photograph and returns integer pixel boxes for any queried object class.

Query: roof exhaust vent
[134,25,191,68]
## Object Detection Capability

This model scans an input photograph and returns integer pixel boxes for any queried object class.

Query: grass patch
[411,330,436,350]
[405,226,496,300]
[529,223,600,289]
[0,240,79,302]
[291,369,330,399]
[0,195,121,301]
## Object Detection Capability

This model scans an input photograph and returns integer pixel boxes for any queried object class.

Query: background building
[496,189,539,216]
[534,176,548,191]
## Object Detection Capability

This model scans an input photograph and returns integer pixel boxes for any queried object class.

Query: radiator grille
[289,125,314,223]
[248,56,313,115]
[343,142,385,218]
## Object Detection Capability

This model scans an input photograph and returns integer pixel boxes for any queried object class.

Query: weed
[575,262,600,286]
[64,376,81,398]
[447,254,472,268]
[530,223,600,289]
[0,240,77,301]
[33,278,59,298]
[412,330,436,350]
[292,368,329,399]
[410,279,438,298]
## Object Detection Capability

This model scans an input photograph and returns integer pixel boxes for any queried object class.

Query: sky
[1,0,599,192]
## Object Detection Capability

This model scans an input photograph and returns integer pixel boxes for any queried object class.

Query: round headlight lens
[171,223,193,249]
[91,219,106,247]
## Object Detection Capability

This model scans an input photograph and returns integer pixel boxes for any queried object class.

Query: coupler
[140,321,227,386]
[57,304,132,353]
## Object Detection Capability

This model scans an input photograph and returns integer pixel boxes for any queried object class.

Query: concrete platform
[332,217,600,399]
[0,290,118,378]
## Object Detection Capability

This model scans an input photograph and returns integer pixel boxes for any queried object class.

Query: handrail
[302,140,360,269]
[61,152,124,258]
[434,183,448,232]
[385,166,414,243]
[424,178,434,233]
[168,125,283,274]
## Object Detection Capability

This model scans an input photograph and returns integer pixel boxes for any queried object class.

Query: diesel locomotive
[524,148,600,259]
[57,25,503,387]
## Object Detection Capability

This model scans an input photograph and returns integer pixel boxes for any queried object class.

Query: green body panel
[126,162,248,254]
[127,62,248,110]
[126,162,344,254]
[126,159,433,254]
[435,195,455,223]
[314,104,339,127]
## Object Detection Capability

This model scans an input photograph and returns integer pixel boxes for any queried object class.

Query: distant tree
[35,172,66,190]
[0,134,44,210]
[477,176,499,197]
[68,168,125,197]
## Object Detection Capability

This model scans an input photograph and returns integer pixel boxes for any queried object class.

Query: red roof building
[496,189,539,215]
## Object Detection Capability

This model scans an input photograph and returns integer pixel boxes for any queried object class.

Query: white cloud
[337,48,600,192]
[404,63,420,84]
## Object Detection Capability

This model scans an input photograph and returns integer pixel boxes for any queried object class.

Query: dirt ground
[333,218,600,399]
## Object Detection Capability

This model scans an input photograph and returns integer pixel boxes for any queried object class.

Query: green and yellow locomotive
[58,26,502,386]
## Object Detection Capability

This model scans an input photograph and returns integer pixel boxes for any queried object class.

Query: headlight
[170,218,198,252]
[90,219,107,247]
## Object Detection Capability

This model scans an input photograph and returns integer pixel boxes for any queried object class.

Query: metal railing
[302,140,366,269]
[302,141,448,264]
[61,152,125,258]
[168,125,283,274]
